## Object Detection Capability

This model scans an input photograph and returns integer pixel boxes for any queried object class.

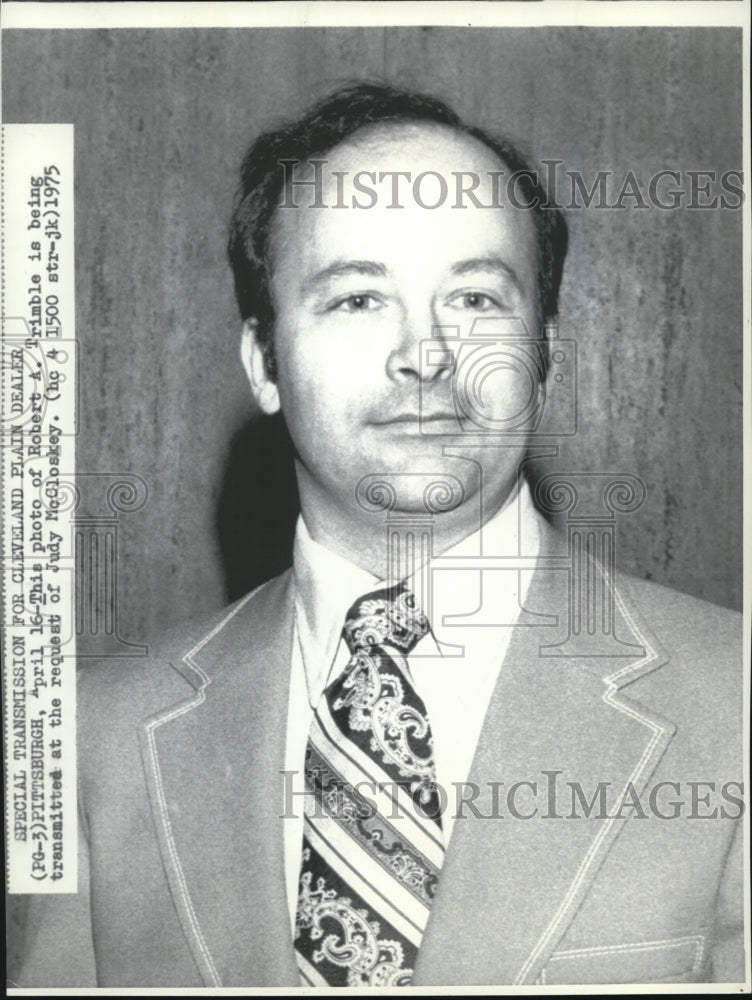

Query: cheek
[275,320,386,397]
[453,343,542,430]
[273,351,353,444]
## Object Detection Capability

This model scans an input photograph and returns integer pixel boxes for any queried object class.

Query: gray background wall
[2,26,743,633]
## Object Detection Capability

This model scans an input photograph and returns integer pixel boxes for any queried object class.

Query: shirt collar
[293,517,378,707]
[292,477,538,706]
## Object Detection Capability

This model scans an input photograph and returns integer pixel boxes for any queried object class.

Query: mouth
[371,411,463,432]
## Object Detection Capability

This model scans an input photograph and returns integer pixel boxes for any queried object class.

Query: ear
[240,318,280,415]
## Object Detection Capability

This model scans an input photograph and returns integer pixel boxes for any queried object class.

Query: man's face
[243,122,541,541]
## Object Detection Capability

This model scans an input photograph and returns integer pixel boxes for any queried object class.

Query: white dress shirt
[283,479,541,927]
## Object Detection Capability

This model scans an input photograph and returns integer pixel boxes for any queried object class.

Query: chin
[353,465,473,517]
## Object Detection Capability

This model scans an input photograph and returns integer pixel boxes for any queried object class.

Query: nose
[385,302,455,383]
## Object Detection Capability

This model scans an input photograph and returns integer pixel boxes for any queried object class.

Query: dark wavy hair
[228,82,568,380]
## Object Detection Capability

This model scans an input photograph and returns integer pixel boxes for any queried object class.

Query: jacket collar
[139,524,675,987]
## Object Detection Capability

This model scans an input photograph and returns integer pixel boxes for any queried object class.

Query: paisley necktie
[294,583,444,987]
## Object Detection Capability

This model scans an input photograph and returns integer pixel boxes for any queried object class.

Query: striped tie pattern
[294,584,445,987]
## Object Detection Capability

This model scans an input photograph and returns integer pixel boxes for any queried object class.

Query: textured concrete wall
[3,26,743,661]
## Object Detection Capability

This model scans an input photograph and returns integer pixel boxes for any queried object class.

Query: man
[18,83,744,988]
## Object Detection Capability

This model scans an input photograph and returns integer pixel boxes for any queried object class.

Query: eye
[448,291,502,312]
[332,293,383,313]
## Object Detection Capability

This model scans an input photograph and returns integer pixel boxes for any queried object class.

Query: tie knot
[343,584,429,655]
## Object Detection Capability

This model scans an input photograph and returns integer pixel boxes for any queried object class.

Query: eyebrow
[450,255,521,290]
[304,254,523,293]
[306,259,387,289]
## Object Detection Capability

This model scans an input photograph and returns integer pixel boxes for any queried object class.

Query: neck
[297,469,521,580]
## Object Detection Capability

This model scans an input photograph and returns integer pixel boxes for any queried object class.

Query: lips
[377,411,457,424]
[369,411,465,435]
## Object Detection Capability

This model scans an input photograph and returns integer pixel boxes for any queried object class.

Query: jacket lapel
[138,571,300,987]
[414,525,676,986]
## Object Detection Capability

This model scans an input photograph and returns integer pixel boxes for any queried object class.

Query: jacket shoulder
[615,571,741,658]
[77,569,293,725]
[613,573,743,765]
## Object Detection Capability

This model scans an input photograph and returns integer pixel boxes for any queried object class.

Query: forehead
[325,120,509,176]
[279,120,521,204]
[268,121,538,284]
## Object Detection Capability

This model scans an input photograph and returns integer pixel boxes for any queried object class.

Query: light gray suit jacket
[18,524,745,987]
